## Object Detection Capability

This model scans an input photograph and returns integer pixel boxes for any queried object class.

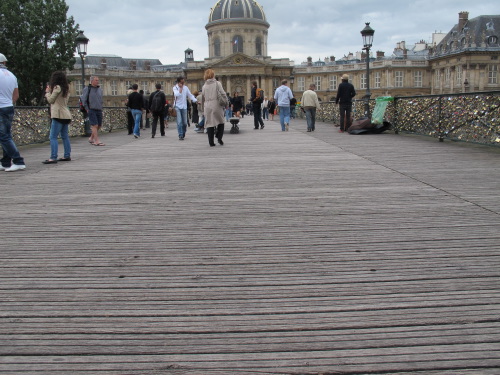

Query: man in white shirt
[0,53,26,172]
[173,76,197,140]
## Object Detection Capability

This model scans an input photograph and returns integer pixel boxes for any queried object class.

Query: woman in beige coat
[202,69,228,147]
[43,71,72,163]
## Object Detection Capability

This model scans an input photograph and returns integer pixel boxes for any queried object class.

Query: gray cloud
[66,0,499,64]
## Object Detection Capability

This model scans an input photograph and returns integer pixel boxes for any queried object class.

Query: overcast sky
[65,0,499,65]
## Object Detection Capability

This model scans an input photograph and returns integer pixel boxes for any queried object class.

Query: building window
[272,78,280,90]
[456,65,462,85]
[488,64,498,84]
[125,81,132,91]
[395,71,404,87]
[360,73,367,89]
[232,35,243,53]
[111,80,118,96]
[297,76,305,92]
[75,80,83,96]
[414,71,423,87]
[434,70,440,88]
[313,76,322,91]
[255,36,262,56]
[141,81,148,92]
[329,75,337,90]
[487,36,498,46]
[214,37,221,57]
[375,72,381,88]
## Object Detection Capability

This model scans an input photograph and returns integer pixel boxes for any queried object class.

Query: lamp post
[75,30,90,135]
[360,22,374,117]
[289,74,295,93]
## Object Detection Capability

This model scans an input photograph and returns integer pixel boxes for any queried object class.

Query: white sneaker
[5,164,26,172]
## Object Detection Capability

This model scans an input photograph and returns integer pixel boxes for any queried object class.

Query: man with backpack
[251,81,264,130]
[148,83,166,138]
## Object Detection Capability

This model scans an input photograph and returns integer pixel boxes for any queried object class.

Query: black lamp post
[289,74,295,93]
[75,31,90,135]
[361,22,374,117]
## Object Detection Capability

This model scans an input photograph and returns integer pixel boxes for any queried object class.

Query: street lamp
[361,22,374,117]
[75,30,90,135]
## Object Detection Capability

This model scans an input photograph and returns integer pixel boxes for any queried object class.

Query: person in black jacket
[127,84,145,138]
[335,74,356,132]
[250,81,264,129]
[148,84,166,138]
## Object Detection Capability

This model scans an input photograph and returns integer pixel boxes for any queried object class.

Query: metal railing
[10,91,500,147]
[11,107,127,146]
[299,90,500,146]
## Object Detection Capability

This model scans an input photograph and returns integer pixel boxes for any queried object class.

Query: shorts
[88,109,103,126]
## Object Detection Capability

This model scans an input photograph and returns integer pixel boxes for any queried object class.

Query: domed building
[206,0,269,60]
[183,0,293,102]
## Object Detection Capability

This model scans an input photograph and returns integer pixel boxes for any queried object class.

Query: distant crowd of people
[0,50,356,172]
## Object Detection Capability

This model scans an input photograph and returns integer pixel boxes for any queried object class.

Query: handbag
[168,95,177,117]
[216,82,228,107]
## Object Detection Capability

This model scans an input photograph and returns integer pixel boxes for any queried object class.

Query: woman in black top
[231,92,243,118]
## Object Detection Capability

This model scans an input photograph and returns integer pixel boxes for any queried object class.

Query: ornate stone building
[67,2,499,107]
[429,12,500,94]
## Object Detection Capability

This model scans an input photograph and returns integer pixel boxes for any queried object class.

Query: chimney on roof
[458,11,469,31]
[330,56,335,62]
[307,56,312,66]
[376,51,385,59]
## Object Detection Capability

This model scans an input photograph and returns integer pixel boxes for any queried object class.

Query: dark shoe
[261,125,265,129]
[151,135,155,138]
[254,127,259,129]
[57,157,71,161]
[210,143,216,147]
[42,160,57,164]
[218,139,224,146]
[307,129,312,132]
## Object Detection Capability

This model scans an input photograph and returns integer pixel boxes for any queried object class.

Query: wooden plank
[0,117,499,374]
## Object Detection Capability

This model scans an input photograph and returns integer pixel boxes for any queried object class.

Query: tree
[0,0,79,106]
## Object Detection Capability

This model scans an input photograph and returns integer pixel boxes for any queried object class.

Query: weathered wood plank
[0,117,499,374]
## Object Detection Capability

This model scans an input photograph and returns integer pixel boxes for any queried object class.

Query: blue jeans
[49,119,71,159]
[175,107,188,138]
[0,106,25,167]
[305,108,316,131]
[131,109,142,136]
[278,106,291,131]
[262,107,269,120]
[225,108,232,121]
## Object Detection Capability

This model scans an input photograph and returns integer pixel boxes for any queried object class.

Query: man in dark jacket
[148,83,166,138]
[335,74,356,132]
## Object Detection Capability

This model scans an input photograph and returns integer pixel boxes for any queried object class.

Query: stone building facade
[67,2,499,107]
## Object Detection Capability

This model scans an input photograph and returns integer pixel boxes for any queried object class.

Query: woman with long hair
[43,71,72,164]
[202,69,228,147]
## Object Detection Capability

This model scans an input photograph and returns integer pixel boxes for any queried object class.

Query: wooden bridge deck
[1,116,499,375]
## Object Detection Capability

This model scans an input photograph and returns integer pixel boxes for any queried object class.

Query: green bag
[372,96,393,124]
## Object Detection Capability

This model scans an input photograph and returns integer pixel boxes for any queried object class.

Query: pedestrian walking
[0,53,26,172]
[43,71,72,164]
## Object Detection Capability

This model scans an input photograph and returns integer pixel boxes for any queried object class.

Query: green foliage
[0,0,79,105]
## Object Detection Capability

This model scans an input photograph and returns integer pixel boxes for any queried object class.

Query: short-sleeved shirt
[0,66,18,108]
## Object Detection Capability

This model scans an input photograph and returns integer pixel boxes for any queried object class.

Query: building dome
[208,0,269,27]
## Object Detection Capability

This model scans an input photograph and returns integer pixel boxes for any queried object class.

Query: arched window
[214,37,221,57]
[232,35,243,53]
[255,37,262,56]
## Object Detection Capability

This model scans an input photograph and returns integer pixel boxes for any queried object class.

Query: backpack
[150,91,164,113]
[253,88,264,104]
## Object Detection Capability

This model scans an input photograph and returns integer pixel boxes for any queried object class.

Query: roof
[207,0,269,27]
[430,14,500,58]
[74,55,163,70]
